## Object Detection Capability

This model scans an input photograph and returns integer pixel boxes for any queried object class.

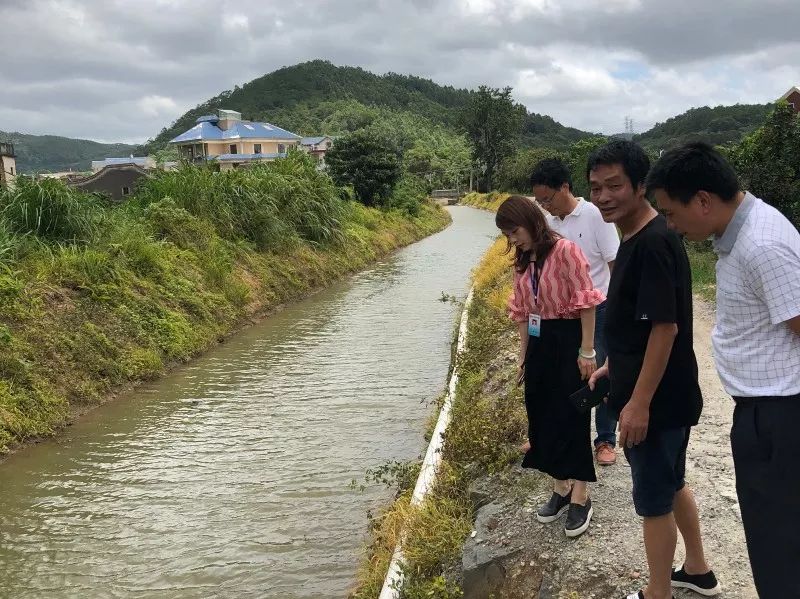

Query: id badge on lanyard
[528,262,542,337]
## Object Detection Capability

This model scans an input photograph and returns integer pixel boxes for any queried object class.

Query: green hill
[0,131,140,174]
[635,103,773,152]
[147,60,593,150]
[520,112,598,148]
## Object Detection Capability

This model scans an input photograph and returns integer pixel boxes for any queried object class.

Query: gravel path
[464,297,757,598]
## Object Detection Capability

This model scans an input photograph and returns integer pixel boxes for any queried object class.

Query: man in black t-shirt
[604,216,702,430]
[586,141,720,599]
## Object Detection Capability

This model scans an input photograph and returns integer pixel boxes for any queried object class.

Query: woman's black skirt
[522,318,596,482]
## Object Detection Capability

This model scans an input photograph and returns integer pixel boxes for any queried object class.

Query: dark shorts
[623,426,690,517]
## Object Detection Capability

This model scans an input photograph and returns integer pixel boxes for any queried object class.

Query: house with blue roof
[170,109,302,171]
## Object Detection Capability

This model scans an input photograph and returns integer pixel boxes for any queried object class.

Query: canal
[0,206,497,598]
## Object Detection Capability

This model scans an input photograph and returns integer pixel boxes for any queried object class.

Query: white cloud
[458,0,493,14]
[222,12,250,31]
[0,0,798,142]
[137,95,180,118]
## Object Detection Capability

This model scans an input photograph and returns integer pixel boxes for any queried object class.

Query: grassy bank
[686,241,717,302]
[461,191,510,212]
[0,156,450,453]
[350,238,526,598]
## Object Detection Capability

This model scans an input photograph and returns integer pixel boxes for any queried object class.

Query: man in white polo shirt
[649,142,800,598]
[531,158,621,465]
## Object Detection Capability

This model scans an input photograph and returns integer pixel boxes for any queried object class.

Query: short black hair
[586,140,650,190]
[530,158,573,192]
[646,142,740,204]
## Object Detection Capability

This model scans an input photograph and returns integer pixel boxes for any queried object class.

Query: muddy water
[0,207,497,598]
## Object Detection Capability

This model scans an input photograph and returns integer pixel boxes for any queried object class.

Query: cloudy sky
[2,0,799,144]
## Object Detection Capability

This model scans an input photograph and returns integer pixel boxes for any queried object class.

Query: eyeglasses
[537,190,558,205]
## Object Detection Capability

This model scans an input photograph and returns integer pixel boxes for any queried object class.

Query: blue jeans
[593,301,617,447]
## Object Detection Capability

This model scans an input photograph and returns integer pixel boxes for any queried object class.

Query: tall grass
[0,177,106,244]
[135,152,344,249]
[262,151,345,244]
[0,219,20,263]
[686,240,717,302]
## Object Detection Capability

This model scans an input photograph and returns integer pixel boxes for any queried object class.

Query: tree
[325,129,402,207]
[496,148,567,192]
[567,137,609,198]
[461,86,524,191]
[728,102,800,226]
[634,103,772,154]
[153,145,179,165]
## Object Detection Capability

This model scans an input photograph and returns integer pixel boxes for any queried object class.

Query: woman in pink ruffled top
[497,195,605,538]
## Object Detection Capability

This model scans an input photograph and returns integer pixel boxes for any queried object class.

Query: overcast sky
[1,0,798,144]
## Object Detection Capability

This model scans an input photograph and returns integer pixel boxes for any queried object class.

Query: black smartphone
[569,377,611,412]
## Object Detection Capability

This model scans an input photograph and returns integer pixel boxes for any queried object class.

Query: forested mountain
[635,103,772,152]
[520,112,597,148]
[146,60,593,151]
[147,61,470,147]
[1,131,140,174]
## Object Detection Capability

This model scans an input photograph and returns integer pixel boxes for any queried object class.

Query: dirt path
[462,297,757,598]
[679,299,755,598]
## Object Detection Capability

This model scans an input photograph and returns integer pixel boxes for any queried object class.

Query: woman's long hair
[495,195,560,273]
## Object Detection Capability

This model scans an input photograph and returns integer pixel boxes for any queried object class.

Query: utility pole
[624,116,635,137]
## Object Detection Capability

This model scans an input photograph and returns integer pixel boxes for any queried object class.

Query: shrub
[144,197,216,250]
[326,129,403,206]
[385,174,426,215]
[497,147,567,192]
[728,102,800,226]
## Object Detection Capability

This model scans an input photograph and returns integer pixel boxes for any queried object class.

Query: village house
[56,155,156,201]
[91,156,155,173]
[300,136,334,166]
[170,109,302,171]
[68,163,151,202]
[779,86,800,113]
[0,141,16,188]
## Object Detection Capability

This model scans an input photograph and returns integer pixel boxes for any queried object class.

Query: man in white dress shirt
[649,142,800,598]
